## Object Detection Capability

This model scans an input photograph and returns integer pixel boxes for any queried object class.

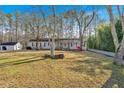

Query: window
[71,43,73,47]
[44,42,46,47]
[32,42,33,46]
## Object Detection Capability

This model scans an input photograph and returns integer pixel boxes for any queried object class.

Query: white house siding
[0,45,13,50]
[8,46,15,50]
[42,42,50,49]
[28,41,39,49]
[0,42,22,51]
[27,39,86,50]
[30,42,36,49]
[28,41,50,50]
[59,40,86,50]
[0,45,14,51]
[60,40,68,49]
[14,43,22,50]
[67,40,80,50]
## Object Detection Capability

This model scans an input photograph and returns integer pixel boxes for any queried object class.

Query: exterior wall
[41,42,50,49]
[14,43,22,50]
[27,39,86,50]
[28,41,50,49]
[27,42,34,49]
[0,43,22,51]
[60,40,80,50]
[0,45,14,51]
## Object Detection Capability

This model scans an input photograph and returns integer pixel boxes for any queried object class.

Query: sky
[0,5,99,13]
[0,5,108,20]
[0,5,121,21]
[0,5,31,13]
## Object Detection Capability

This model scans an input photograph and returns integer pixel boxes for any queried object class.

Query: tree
[14,10,20,42]
[54,15,64,49]
[48,6,57,57]
[87,23,115,52]
[21,12,30,48]
[6,13,13,42]
[87,19,124,52]
[64,8,95,50]
[0,11,5,42]
[63,10,76,39]
[38,6,57,57]
[106,6,119,51]
[107,5,124,65]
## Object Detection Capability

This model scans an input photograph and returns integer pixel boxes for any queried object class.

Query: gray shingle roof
[0,42,18,46]
[30,38,80,41]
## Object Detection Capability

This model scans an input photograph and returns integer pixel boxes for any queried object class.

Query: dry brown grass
[0,50,123,88]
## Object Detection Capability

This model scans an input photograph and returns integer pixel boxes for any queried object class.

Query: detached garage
[0,42,22,51]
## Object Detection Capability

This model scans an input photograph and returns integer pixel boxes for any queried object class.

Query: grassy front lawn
[0,50,123,88]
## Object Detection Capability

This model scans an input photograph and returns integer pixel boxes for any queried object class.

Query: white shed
[0,42,22,51]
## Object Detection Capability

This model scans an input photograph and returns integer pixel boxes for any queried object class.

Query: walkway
[88,49,115,57]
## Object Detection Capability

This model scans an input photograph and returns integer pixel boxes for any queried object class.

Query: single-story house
[0,42,22,51]
[27,38,87,50]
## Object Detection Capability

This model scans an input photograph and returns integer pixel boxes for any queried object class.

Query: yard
[0,50,123,88]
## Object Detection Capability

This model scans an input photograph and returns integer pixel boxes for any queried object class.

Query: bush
[87,20,122,52]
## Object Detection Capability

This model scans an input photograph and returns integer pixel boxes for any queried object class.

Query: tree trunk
[2,24,4,42]
[114,6,124,65]
[50,38,55,58]
[79,26,83,51]
[80,36,83,51]
[36,26,40,50]
[114,36,124,65]
[24,30,27,49]
[107,6,119,51]
[15,25,18,42]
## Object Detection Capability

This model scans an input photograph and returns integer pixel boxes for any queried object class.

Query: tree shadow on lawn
[0,56,46,68]
[68,59,124,88]
[68,59,109,75]
[102,64,124,88]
